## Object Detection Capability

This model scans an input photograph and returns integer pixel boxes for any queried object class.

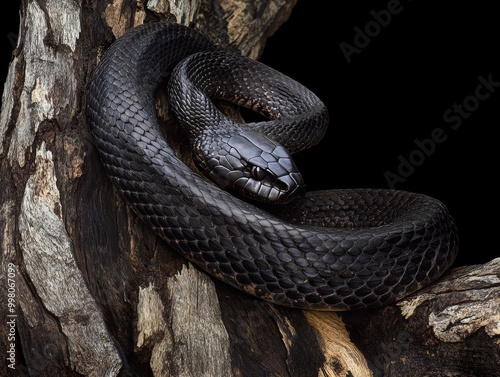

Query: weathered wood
[341,258,500,377]
[0,1,498,376]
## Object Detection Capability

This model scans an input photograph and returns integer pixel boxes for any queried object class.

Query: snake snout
[271,171,306,204]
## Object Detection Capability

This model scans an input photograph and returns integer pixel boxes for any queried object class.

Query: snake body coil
[86,22,458,310]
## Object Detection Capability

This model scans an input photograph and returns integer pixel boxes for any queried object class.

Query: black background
[260,1,499,267]
[1,2,498,266]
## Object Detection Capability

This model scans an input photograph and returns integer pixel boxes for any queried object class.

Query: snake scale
[86,22,458,310]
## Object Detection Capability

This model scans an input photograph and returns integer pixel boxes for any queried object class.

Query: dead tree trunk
[1,1,498,376]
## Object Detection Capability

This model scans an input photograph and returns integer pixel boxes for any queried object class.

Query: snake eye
[250,165,266,181]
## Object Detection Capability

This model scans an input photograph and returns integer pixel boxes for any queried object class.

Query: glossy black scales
[86,22,458,310]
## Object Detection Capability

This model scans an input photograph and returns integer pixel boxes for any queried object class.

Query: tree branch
[1,1,498,376]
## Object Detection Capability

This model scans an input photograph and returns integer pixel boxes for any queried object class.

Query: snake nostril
[275,179,289,192]
[275,175,305,196]
[273,178,306,204]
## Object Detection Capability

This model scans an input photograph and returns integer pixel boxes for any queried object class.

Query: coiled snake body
[86,22,458,310]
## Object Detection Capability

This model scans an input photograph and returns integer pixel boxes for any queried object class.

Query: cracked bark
[0,1,498,376]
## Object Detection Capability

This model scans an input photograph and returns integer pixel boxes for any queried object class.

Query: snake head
[195,129,305,204]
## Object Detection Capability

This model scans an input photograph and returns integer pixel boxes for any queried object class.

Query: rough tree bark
[0,1,498,376]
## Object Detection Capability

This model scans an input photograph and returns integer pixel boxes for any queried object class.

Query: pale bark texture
[0,1,498,376]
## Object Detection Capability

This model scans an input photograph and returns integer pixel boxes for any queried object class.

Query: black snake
[86,22,458,310]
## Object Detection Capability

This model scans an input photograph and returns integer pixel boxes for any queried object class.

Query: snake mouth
[249,170,306,204]
[226,167,306,204]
